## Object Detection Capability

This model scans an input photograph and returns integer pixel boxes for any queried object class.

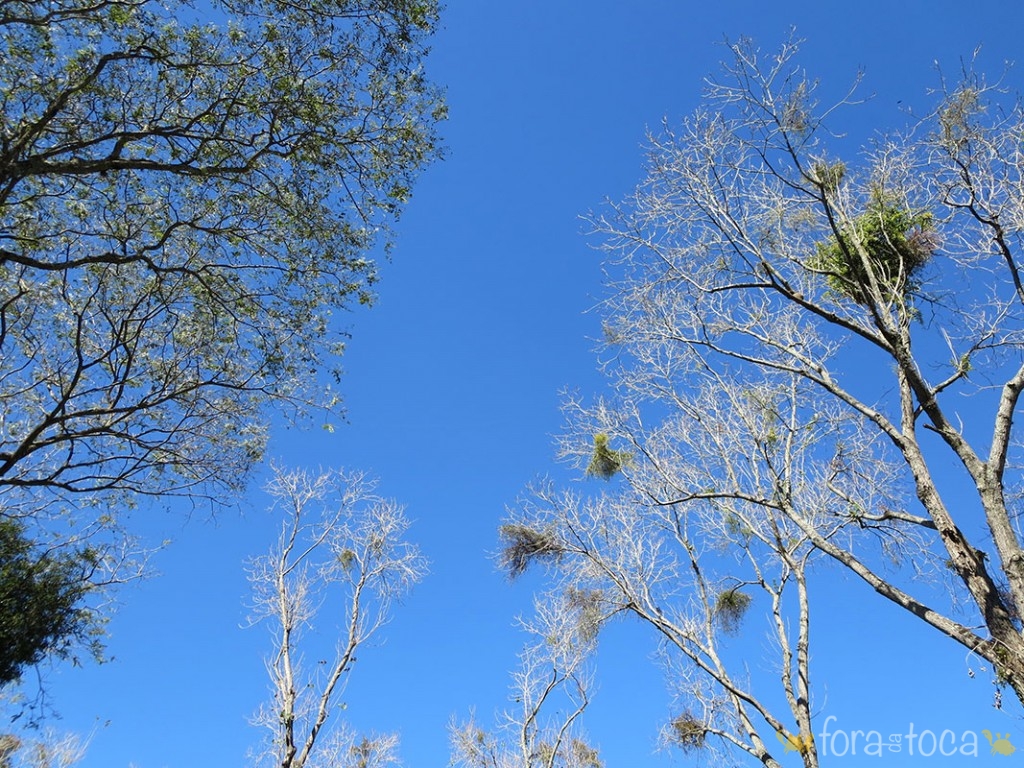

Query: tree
[451,592,602,768]
[246,466,426,768]
[0,730,87,768]
[507,454,819,765]
[0,0,443,674]
[503,35,1024,764]
[0,518,101,686]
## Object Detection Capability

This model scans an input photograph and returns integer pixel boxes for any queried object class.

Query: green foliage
[781,80,811,135]
[810,195,937,304]
[0,0,443,494]
[0,519,100,685]
[0,0,444,674]
[713,588,752,635]
[498,524,564,579]
[670,712,707,753]
[585,433,633,480]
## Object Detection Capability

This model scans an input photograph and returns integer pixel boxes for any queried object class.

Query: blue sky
[32,1,1024,766]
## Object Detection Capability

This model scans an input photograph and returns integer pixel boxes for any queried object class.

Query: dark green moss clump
[0,518,100,684]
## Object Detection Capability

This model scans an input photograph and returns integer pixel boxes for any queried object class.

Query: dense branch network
[0,0,443,683]
[503,36,1024,766]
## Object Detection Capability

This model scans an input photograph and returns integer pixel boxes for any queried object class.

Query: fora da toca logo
[775,717,1018,758]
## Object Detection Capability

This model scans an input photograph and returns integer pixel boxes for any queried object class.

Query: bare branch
[246,465,425,768]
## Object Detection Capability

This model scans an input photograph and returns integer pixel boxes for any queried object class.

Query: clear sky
[32,2,1024,766]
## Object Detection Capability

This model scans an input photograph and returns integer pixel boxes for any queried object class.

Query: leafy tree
[0,0,443,672]
[505,36,1024,766]
[0,518,99,686]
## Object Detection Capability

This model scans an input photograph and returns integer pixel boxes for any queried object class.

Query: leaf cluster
[810,195,937,304]
[713,588,751,636]
[0,0,444,500]
[585,434,633,481]
[0,519,101,685]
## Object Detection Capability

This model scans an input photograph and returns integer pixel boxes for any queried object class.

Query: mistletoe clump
[498,524,564,579]
[713,588,752,635]
[670,712,707,753]
[585,433,634,480]
[811,195,937,305]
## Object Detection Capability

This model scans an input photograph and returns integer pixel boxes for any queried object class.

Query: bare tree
[594,33,1024,703]
[246,466,426,768]
[503,34,1024,763]
[0,729,87,768]
[0,0,443,678]
[501,384,837,767]
[451,592,601,768]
